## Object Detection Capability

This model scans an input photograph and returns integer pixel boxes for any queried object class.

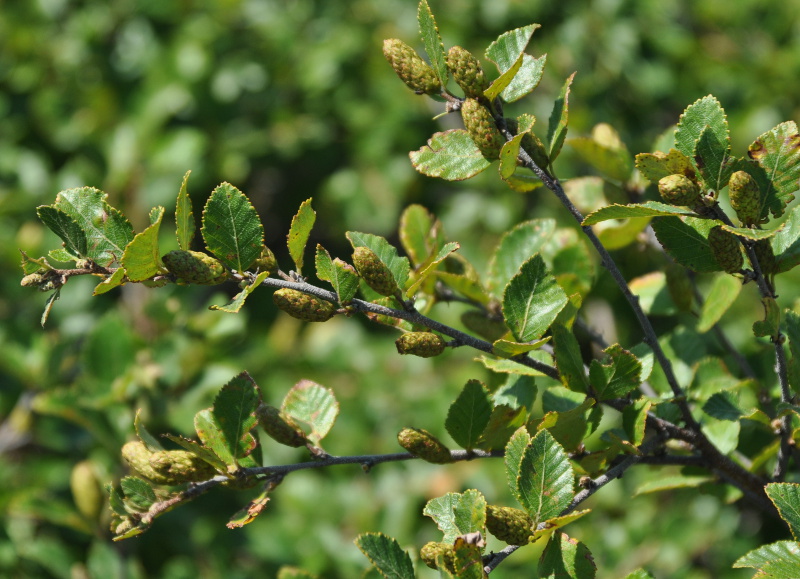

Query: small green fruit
[445,46,489,99]
[461,98,505,160]
[395,332,445,358]
[272,288,337,322]
[708,226,743,274]
[70,460,103,520]
[256,404,308,448]
[352,246,399,297]
[728,170,761,226]
[397,427,452,464]
[485,505,534,545]
[658,174,701,206]
[420,541,457,572]
[162,250,228,285]
[382,39,442,95]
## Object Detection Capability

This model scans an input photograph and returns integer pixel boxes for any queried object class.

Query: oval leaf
[410,130,491,180]
[122,206,165,281]
[517,430,574,524]
[355,532,415,579]
[502,254,568,342]
[287,198,316,275]
[445,380,492,451]
[201,182,264,272]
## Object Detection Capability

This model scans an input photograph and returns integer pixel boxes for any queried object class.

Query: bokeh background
[2,0,800,577]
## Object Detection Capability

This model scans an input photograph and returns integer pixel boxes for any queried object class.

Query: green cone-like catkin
[272,288,337,322]
[121,441,177,485]
[148,450,217,483]
[728,170,761,226]
[352,246,399,297]
[461,98,505,160]
[485,505,534,545]
[658,174,701,206]
[420,541,457,572]
[256,404,308,448]
[708,226,743,274]
[395,332,445,358]
[397,427,452,464]
[162,250,229,285]
[446,46,489,99]
[382,39,442,95]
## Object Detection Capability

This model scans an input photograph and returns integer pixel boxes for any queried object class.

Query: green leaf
[767,483,800,541]
[484,53,524,103]
[162,434,227,472]
[210,271,269,313]
[539,533,596,579]
[405,241,459,296]
[505,426,532,504]
[634,148,695,183]
[282,380,339,445]
[546,73,575,163]
[517,429,574,523]
[36,206,89,258]
[423,490,487,544]
[121,206,165,281]
[354,533,415,579]
[134,409,164,451]
[452,536,486,579]
[786,310,800,361]
[582,201,696,227]
[40,287,61,327]
[588,344,641,401]
[399,204,436,267]
[315,245,360,304]
[748,121,800,220]
[492,338,549,358]
[201,182,265,272]
[476,405,527,451]
[674,95,730,168]
[532,510,591,544]
[493,374,537,411]
[733,541,800,576]
[195,409,234,468]
[488,219,556,296]
[346,232,410,291]
[445,380,492,451]
[106,484,127,517]
[53,187,135,265]
[622,399,651,447]
[634,474,715,496]
[478,352,553,377]
[703,391,744,421]
[753,297,781,339]
[532,398,594,452]
[417,0,447,86]
[484,24,546,103]
[721,223,781,241]
[120,477,156,512]
[551,323,589,392]
[624,570,656,579]
[773,206,800,273]
[175,170,195,250]
[651,216,721,273]
[567,132,633,183]
[695,124,734,191]
[93,268,126,296]
[410,129,491,180]
[696,274,741,333]
[502,254,568,342]
[287,198,316,275]
[702,418,740,455]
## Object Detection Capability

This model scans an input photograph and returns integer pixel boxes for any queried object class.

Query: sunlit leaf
[121,206,165,281]
[282,380,339,445]
[517,430,573,524]
[546,73,575,163]
[175,170,195,250]
[502,255,568,342]
[417,0,447,85]
[287,198,316,275]
[201,182,264,272]
[445,380,492,451]
[410,130,491,180]
[355,533,415,579]
[538,533,596,579]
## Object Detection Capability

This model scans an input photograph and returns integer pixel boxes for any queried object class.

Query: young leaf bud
[70,460,103,520]
[162,250,229,285]
[445,46,489,99]
[148,450,218,483]
[272,288,337,322]
[658,174,701,206]
[397,427,452,463]
[121,441,176,485]
[395,331,445,358]
[352,246,399,297]
[752,239,777,276]
[252,246,278,274]
[460,310,508,342]
[256,403,308,447]
[382,39,442,95]
[708,226,743,274]
[485,505,534,546]
[420,541,457,572]
[461,98,505,160]
[728,170,762,226]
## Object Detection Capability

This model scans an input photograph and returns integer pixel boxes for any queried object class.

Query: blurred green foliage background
[2,0,799,577]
